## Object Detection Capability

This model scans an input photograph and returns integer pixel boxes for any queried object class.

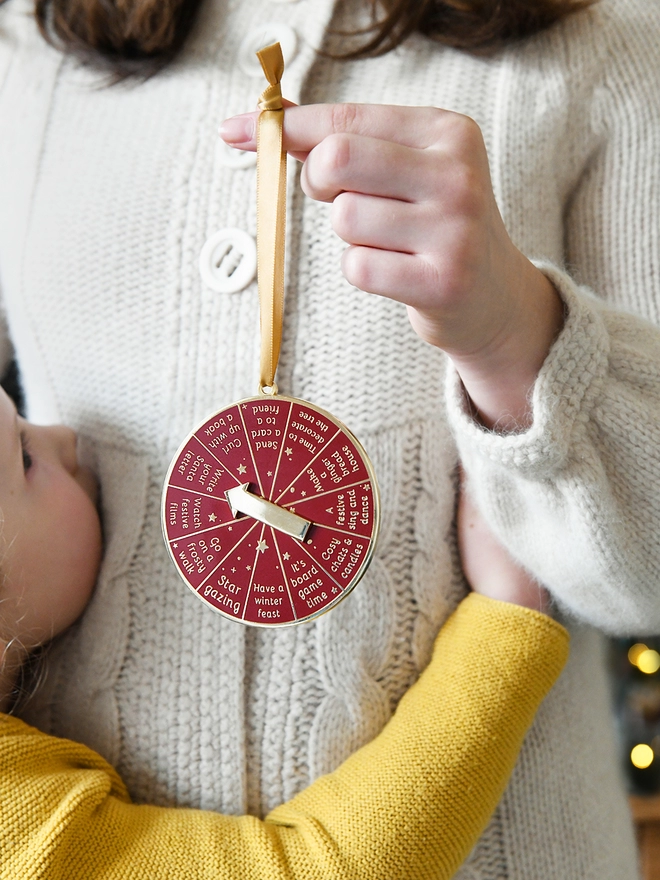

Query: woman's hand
[220,103,564,430]
[457,476,549,613]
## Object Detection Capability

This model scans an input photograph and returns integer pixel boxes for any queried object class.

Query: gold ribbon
[256,43,286,395]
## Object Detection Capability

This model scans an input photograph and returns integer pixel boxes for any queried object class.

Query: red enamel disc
[162,395,380,627]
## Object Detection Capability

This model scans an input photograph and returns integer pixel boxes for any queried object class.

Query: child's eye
[20,432,33,472]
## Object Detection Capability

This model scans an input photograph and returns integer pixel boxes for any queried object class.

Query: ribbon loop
[257,42,284,89]
[256,42,286,394]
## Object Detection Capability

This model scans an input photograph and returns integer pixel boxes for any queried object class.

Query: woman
[0,0,655,875]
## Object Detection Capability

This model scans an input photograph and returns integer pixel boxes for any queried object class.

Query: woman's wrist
[470,574,551,615]
[450,258,564,432]
[458,475,552,616]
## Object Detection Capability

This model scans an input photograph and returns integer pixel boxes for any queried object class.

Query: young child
[0,386,102,708]
[0,385,568,878]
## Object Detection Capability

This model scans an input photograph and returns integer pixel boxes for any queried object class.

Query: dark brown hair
[34,0,206,78]
[343,0,597,58]
[28,0,596,78]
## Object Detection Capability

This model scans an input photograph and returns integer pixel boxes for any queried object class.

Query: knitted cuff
[444,261,610,478]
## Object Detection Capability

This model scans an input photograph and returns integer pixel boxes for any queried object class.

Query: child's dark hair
[0,642,46,715]
[20,0,596,80]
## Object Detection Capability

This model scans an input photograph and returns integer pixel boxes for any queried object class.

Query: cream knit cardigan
[1,0,657,875]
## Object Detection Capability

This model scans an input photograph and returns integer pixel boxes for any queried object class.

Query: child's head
[0,387,102,657]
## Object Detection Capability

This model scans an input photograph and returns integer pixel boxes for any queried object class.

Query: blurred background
[611,637,660,796]
[610,637,660,879]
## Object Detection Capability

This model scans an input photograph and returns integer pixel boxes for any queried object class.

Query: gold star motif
[300,490,307,497]
[237,464,247,475]
[231,567,236,573]
[173,543,178,548]
[285,447,293,456]
[283,552,290,561]
[256,539,269,554]
[208,513,217,522]
[267,471,273,477]
[246,564,252,571]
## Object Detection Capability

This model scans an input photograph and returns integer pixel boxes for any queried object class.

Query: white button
[238,24,298,78]
[199,228,257,293]
[216,139,257,169]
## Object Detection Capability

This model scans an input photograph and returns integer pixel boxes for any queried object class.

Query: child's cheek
[39,474,102,633]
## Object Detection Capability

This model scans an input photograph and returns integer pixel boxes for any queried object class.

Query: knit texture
[0,596,569,880]
[0,0,653,876]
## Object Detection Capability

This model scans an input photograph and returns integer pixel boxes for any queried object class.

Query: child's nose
[44,424,79,474]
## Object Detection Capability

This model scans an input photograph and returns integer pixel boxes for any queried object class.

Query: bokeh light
[637,650,660,675]
[629,643,648,666]
[631,743,655,769]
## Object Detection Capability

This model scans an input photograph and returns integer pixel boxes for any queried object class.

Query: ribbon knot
[258,83,283,113]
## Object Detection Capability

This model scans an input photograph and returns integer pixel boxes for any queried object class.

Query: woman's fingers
[220,102,489,222]
[341,247,440,307]
[221,107,465,199]
[302,134,441,203]
[332,193,435,254]
[219,99,311,161]
[220,102,467,155]
[282,102,451,152]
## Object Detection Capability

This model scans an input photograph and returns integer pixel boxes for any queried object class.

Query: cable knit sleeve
[445,0,660,634]
[0,595,568,880]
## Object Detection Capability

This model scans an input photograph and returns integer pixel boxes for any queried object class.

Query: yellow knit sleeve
[0,594,568,880]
